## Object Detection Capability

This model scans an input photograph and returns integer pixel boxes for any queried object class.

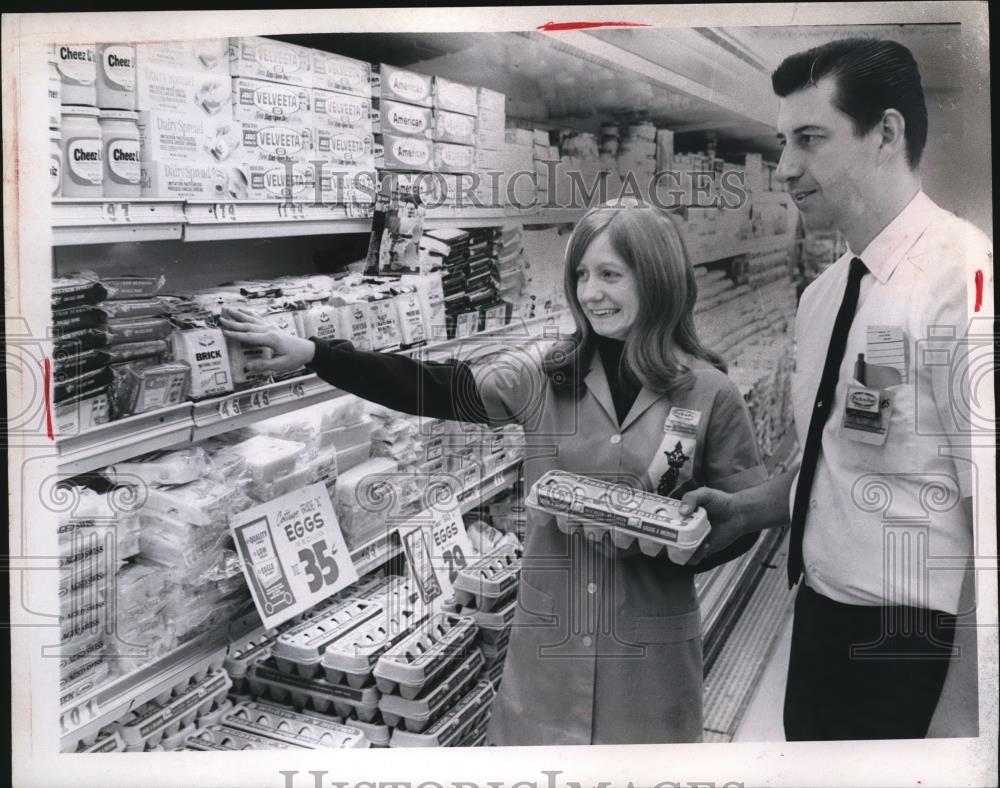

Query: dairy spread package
[134,39,230,73]
[135,59,232,116]
[141,160,249,199]
[137,111,242,163]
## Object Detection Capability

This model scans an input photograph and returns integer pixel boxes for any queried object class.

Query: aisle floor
[731,606,793,742]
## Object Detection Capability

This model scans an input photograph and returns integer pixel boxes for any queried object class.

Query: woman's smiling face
[575,232,640,340]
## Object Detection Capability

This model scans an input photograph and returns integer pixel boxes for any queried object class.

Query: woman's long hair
[544,205,726,396]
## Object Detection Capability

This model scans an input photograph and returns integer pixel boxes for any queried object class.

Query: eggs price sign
[230,483,357,628]
[399,500,474,604]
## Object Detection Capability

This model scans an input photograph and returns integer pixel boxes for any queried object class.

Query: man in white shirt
[682,38,991,740]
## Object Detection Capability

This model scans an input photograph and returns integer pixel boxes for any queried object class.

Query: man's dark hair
[772,37,928,169]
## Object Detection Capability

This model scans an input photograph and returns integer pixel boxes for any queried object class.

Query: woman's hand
[680,487,747,564]
[219,306,316,375]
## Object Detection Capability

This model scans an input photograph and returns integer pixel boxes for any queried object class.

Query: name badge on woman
[648,407,701,497]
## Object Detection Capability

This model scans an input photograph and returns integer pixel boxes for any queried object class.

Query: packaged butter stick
[169,315,234,399]
[54,366,113,404]
[364,293,402,352]
[104,316,173,346]
[53,276,108,310]
[392,287,426,347]
[330,296,373,351]
[53,305,107,334]
[294,303,340,343]
[99,298,170,320]
[53,347,109,381]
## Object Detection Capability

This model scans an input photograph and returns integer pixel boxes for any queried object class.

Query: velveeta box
[232,77,312,126]
[375,133,434,172]
[374,99,433,139]
[433,76,478,116]
[311,50,370,97]
[372,63,433,108]
[240,159,317,201]
[477,87,505,115]
[433,110,476,145]
[434,142,475,174]
[312,89,373,134]
[240,120,314,163]
[313,128,376,169]
[228,36,312,87]
[314,167,377,204]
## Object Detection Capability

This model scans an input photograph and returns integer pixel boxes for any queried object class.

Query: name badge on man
[839,384,893,445]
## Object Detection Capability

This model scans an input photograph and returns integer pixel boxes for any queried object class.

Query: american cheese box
[372,63,433,108]
[373,99,433,139]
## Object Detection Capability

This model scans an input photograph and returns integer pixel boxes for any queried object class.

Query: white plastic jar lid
[98,109,139,121]
[61,105,101,118]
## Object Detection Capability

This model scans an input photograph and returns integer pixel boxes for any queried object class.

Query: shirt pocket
[839,378,918,473]
[617,607,702,645]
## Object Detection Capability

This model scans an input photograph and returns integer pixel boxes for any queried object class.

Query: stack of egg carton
[58,485,144,706]
[240,574,427,747]
[444,542,521,693]
[375,607,490,747]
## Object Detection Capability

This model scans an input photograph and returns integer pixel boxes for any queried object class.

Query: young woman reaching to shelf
[221,205,766,745]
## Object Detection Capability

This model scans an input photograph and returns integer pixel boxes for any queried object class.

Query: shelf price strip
[230,483,359,629]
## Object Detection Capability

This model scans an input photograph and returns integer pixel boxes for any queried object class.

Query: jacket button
[810,499,818,509]
[586,583,597,594]
[610,434,621,444]
[582,636,593,647]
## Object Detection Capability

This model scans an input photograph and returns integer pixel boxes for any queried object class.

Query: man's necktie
[787,257,868,587]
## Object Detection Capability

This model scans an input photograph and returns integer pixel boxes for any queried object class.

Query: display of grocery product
[50,29,806,760]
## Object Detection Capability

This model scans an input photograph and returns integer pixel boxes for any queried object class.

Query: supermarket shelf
[57,454,524,752]
[56,316,561,473]
[518,208,586,226]
[190,373,350,443]
[51,198,186,246]
[182,200,374,242]
[688,233,793,265]
[57,403,193,478]
[59,628,228,752]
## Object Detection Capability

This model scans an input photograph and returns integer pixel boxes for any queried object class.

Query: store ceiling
[278,23,962,160]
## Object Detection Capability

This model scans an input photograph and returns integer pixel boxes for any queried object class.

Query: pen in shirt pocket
[854,353,867,386]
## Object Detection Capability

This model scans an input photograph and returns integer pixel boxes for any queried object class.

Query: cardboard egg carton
[75,728,125,753]
[526,470,710,563]
[343,712,391,747]
[222,701,369,749]
[116,668,232,749]
[451,544,521,612]
[273,598,383,679]
[321,604,429,688]
[388,680,495,747]
[373,614,477,699]
[246,657,381,722]
[378,648,484,732]
[184,724,302,751]
[224,632,279,694]
[442,594,516,647]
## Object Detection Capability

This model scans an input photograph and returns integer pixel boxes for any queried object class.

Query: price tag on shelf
[398,501,473,604]
[230,483,358,629]
[213,203,238,222]
[276,202,306,220]
[345,202,373,220]
[101,202,131,223]
[287,381,306,400]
